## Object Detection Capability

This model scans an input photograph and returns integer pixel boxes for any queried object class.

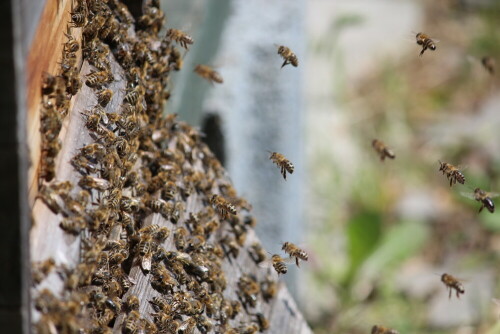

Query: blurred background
[161,0,500,333]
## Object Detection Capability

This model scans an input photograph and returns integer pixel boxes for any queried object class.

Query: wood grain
[28,2,313,333]
[26,0,81,205]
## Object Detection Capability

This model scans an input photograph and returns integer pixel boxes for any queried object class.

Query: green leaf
[346,211,382,281]
[356,220,429,283]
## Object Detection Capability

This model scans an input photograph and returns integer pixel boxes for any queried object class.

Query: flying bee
[97,88,113,107]
[269,254,288,275]
[277,45,299,68]
[461,187,498,213]
[165,28,194,49]
[194,64,223,84]
[269,151,294,180]
[371,325,399,334]
[441,273,465,299]
[282,242,308,267]
[372,139,395,161]
[415,32,437,57]
[211,194,237,219]
[438,161,465,187]
[481,56,495,75]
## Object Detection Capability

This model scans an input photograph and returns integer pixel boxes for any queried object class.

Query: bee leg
[419,47,426,57]
[479,205,484,213]
[281,167,287,180]
[281,60,289,68]
[295,257,300,267]
[449,178,453,187]
[456,290,460,299]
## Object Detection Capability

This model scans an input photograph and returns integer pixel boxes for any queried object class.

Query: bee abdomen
[273,262,287,275]
[484,198,495,213]
[454,171,465,184]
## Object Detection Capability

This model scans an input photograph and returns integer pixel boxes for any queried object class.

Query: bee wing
[460,191,476,200]
[258,257,294,270]
[487,192,500,198]
[141,252,152,272]
[258,259,274,269]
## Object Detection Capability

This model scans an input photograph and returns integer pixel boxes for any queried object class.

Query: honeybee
[260,275,278,302]
[221,235,240,259]
[461,187,498,213]
[438,161,465,187]
[70,10,87,28]
[271,254,287,275]
[441,273,465,299]
[194,64,223,84]
[37,184,63,214]
[60,216,85,235]
[173,226,188,251]
[97,88,113,107]
[138,234,153,271]
[210,194,237,219]
[124,295,140,313]
[269,152,294,180]
[32,258,56,285]
[152,227,170,242]
[277,45,299,68]
[371,325,399,334]
[71,155,99,174]
[372,139,395,161]
[481,56,495,75]
[415,32,437,57]
[80,143,106,160]
[282,242,308,267]
[249,242,267,264]
[78,175,111,191]
[166,28,194,49]
[86,70,113,87]
[194,315,213,333]
[238,274,260,308]
[123,310,140,334]
[238,323,259,334]
[151,264,177,294]
[123,86,144,105]
[254,313,270,332]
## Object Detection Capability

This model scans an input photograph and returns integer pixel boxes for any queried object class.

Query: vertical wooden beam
[0,0,30,332]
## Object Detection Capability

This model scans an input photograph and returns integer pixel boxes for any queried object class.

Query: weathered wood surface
[26,0,79,204]
[28,1,313,333]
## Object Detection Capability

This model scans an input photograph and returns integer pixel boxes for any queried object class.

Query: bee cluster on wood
[31,0,293,333]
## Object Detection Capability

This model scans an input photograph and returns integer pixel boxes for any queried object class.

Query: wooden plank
[28,1,313,333]
[26,0,79,205]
